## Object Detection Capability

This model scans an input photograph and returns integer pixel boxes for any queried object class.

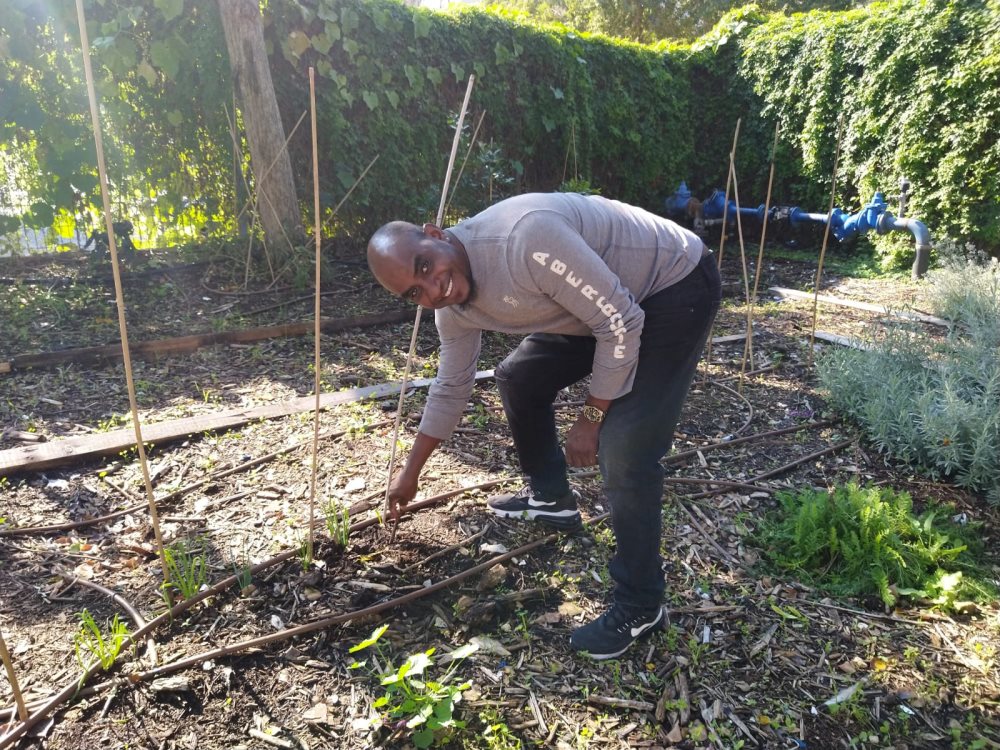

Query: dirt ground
[0,241,997,750]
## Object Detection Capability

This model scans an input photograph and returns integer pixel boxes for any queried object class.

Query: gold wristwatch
[582,404,606,424]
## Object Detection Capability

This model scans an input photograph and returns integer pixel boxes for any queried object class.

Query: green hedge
[2,0,998,256]
[730,0,1000,255]
[264,0,696,235]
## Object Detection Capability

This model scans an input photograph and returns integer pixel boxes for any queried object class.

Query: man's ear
[422,223,445,239]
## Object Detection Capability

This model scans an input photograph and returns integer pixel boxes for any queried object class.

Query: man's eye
[407,288,419,301]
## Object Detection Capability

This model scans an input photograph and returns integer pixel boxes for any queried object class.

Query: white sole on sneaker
[581,607,665,660]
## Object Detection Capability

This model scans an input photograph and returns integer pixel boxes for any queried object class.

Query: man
[367,192,721,659]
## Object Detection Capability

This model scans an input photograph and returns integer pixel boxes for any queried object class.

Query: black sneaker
[569,605,665,660]
[487,486,582,530]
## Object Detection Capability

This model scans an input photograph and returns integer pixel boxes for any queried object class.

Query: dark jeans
[494,251,722,611]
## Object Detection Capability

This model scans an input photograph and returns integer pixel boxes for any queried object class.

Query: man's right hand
[387,472,418,522]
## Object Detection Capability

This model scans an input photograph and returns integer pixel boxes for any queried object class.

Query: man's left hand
[565,418,600,467]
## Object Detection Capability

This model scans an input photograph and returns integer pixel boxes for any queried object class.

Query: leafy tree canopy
[495,0,862,42]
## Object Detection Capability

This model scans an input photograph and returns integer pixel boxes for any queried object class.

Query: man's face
[371,226,474,309]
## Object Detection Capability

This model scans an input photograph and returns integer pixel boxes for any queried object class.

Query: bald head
[367,221,426,290]
[366,220,474,309]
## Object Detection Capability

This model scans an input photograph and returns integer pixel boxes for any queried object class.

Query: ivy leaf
[542,116,556,132]
[413,13,431,39]
[403,64,422,90]
[324,21,341,41]
[154,0,184,23]
[450,62,464,82]
[412,727,434,748]
[149,40,180,80]
[551,87,564,99]
[385,90,400,109]
[342,37,359,57]
[137,59,157,86]
[361,90,378,110]
[340,7,359,34]
[288,31,310,58]
[166,110,183,127]
[316,59,334,79]
[24,201,54,229]
[425,66,441,86]
[91,36,116,51]
[317,6,338,22]
[311,33,332,55]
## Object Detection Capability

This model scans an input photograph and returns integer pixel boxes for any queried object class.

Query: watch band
[582,404,606,423]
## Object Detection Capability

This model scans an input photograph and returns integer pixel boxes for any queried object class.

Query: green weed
[162,537,209,601]
[350,624,479,748]
[323,499,351,549]
[74,609,129,672]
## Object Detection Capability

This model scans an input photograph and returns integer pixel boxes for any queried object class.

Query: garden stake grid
[0,419,850,742]
[809,115,846,362]
[703,117,740,375]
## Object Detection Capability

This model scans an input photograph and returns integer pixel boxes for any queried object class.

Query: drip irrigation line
[684,438,856,502]
[0,531,556,748]
[0,419,827,538]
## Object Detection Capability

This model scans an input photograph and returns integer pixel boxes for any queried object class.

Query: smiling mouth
[444,277,454,299]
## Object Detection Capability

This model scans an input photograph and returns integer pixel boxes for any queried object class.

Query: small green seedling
[74,609,130,673]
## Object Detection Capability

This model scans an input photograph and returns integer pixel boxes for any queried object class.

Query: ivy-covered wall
[263,0,696,234]
[729,0,1000,253]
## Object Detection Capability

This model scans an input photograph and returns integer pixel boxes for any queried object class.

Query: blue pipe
[665,183,933,279]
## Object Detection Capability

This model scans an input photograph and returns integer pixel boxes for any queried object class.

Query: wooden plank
[769,286,950,327]
[0,371,495,476]
[813,330,873,351]
[1,309,413,373]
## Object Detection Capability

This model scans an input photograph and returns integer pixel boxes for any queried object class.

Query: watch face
[583,405,605,423]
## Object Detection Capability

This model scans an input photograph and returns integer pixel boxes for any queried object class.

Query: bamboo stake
[743,121,781,379]
[809,116,846,361]
[74,0,170,593]
[728,160,753,394]
[307,67,322,564]
[703,118,741,376]
[383,74,476,537]
[444,109,487,217]
[0,629,27,722]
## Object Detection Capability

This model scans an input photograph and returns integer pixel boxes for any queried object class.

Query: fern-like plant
[754,483,994,610]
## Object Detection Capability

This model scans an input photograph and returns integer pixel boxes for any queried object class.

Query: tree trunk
[217,0,304,258]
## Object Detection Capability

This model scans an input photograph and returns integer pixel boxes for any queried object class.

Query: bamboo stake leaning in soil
[384,74,476,540]
[743,121,781,380]
[307,66,322,563]
[727,149,755,393]
[808,116,845,362]
[74,0,169,594]
[703,118,741,374]
[0,628,27,722]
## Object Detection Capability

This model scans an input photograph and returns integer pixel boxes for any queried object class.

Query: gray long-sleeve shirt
[419,192,703,440]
